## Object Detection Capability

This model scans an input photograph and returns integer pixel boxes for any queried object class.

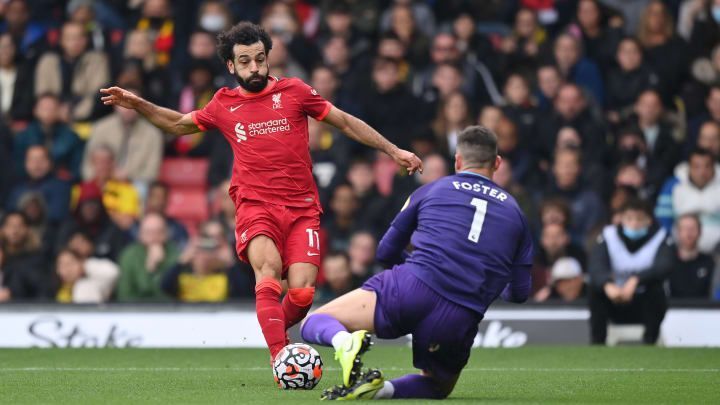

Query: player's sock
[373,381,395,399]
[282,287,315,330]
[300,313,347,347]
[388,374,448,399]
[254,278,286,359]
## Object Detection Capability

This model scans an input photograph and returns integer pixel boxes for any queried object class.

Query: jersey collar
[458,170,491,181]
[237,75,278,98]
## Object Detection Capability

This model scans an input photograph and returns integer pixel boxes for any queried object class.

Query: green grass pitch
[1,346,718,404]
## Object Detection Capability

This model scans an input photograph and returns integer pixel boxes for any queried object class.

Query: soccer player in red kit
[100,22,422,364]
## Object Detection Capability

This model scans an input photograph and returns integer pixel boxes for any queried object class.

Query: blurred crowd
[0,0,718,311]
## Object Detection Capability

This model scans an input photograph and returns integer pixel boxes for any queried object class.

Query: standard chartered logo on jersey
[234,118,291,142]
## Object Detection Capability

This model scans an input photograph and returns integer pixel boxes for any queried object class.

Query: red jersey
[191,76,332,210]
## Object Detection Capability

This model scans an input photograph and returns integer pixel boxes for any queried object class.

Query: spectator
[502,73,539,148]
[196,0,233,34]
[346,159,388,236]
[310,64,361,119]
[53,248,119,303]
[588,198,672,345]
[34,21,110,122]
[379,0,436,39]
[7,145,70,224]
[316,251,355,303]
[82,144,141,229]
[696,121,720,160]
[543,148,606,242]
[535,64,564,110]
[123,29,170,105]
[13,93,84,181]
[536,83,607,166]
[361,57,424,151]
[494,158,536,223]
[117,212,179,301]
[130,181,189,249]
[496,116,533,186]
[431,91,472,159]
[82,86,163,184]
[15,192,54,254]
[323,184,359,252]
[534,257,586,302]
[500,8,546,75]
[539,197,572,231]
[134,0,174,68]
[0,0,46,60]
[413,31,500,108]
[309,118,345,206]
[161,235,250,302]
[322,36,365,97]
[688,0,720,58]
[605,37,659,121]
[669,213,715,298]
[267,34,307,81]
[0,211,47,301]
[0,32,33,122]
[551,33,604,104]
[347,231,382,283]
[637,0,690,102]
[687,86,720,150]
[572,0,623,70]
[55,182,130,261]
[532,223,587,295]
[657,148,720,253]
[179,220,234,268]
[614,126,670,199]
[631,90,681,175]
[212,179,237,251]
[383,2,430,68]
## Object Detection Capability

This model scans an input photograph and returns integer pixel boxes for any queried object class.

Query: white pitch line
[0,367,717,373]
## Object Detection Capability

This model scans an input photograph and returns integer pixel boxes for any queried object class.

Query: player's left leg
[281,209,321,330]
[283,262,318,330]
[322,368,460,400]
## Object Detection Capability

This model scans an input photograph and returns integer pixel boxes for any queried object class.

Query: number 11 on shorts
[306,228,320,248]
[468,198,488,243]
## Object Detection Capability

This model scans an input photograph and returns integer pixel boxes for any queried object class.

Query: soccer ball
[272,343,323,389]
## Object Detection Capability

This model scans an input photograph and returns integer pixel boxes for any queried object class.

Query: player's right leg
[301,288,376,387]
[247,235,286,360]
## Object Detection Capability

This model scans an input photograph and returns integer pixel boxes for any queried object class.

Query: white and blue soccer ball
[272,343,323,389]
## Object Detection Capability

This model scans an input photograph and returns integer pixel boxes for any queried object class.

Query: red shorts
[234,199,321,274]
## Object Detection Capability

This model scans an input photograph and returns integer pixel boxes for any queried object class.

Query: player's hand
[392,149,423,175]
[100,86,140,109]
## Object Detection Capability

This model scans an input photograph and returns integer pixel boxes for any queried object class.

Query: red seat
[159,158,209,188]
[166,188,209,224]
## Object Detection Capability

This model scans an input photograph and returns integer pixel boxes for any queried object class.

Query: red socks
[282,287,315,329]
[255,278,286,359]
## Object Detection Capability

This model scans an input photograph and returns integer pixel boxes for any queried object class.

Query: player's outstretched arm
[323,106,423,175]
[100,86,200,136]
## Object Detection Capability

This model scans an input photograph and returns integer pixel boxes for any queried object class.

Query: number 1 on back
[468,198,488,243]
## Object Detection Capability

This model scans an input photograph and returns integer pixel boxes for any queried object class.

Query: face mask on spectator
[201,14,226,32]
[713,6,720,23]
[623,226,648,240]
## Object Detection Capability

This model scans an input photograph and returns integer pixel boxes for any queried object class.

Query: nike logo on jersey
[307,252,320,256]
[230,105,243,112]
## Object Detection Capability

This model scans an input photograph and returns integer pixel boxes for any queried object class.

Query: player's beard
[236,71,269,93]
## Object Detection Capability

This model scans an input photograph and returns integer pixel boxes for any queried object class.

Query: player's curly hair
[216,22,273,63]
